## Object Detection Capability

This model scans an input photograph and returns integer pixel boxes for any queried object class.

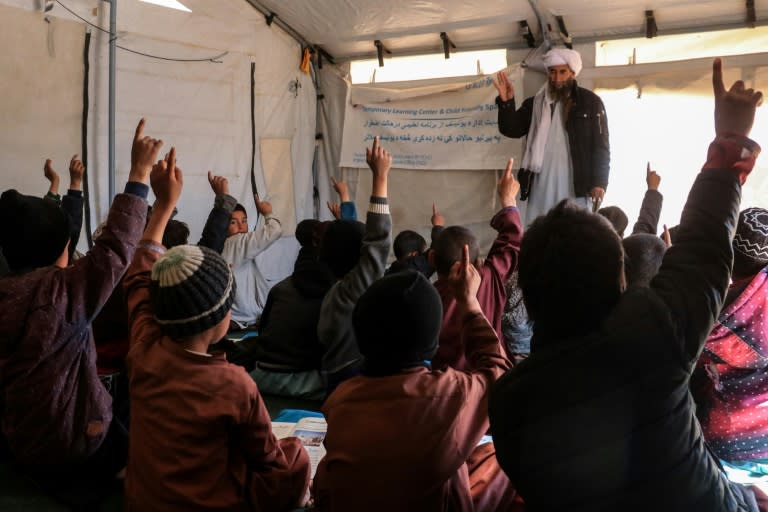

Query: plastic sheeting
[0,0,317,284]
[251,0,767,59]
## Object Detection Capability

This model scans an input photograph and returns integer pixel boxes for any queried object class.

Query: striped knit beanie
[733,208,768,267]
[150,245,236,337]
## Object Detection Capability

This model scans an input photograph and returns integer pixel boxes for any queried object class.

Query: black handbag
[517,168,534,201]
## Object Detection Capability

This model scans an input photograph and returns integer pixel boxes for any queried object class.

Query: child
[430,158,522,370]
[385,229,433,277]
[221,195,282,330]
[314,247,522,511]
[316,136,393,394]
[123,150,310,511]
[245,219,335,399]
[694,207,768,478]
[0,119,161,505]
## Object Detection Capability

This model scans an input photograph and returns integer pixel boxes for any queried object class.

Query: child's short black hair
[520,200,625,342]
[598,206,629,238]
[431,226,480,276]
[393,230,427,260]
[162,219,190,249]
[622,233,666,289]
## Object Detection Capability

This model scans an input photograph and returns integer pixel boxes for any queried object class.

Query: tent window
[596,27,768,66]
[596,86,768,230]
[350,49,507,84]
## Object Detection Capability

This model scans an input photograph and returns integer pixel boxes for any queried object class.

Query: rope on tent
[250,62,260,225]
[82,29,94,249]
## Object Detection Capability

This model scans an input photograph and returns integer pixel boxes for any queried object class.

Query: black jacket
[489,166,760,511]
[497,82,610,197]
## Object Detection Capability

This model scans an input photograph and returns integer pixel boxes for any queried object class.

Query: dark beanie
[150,245,236,337]
[295,219,321,248]
[0,189,69,271]
[354,271,443,375]
[733,208,768,269]
[320,219,365,278]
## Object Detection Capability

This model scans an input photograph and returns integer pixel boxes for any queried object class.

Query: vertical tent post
[108,0,117,202]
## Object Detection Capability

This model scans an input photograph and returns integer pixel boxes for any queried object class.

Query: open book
[272,417,327,478]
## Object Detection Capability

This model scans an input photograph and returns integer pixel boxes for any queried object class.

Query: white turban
[543,48,582,77]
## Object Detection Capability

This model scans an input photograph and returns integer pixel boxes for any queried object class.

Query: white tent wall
[0,4,84,204]
[0,0,317,284]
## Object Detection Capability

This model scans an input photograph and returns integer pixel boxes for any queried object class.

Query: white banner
[340,66,523,170]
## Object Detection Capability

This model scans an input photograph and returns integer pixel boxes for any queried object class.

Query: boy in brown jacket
[124,149,310,511]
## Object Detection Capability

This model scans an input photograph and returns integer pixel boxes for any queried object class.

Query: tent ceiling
[249,0,768,60]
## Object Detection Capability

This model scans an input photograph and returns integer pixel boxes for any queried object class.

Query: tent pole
[526,0,552,51]
[108,0,116,202]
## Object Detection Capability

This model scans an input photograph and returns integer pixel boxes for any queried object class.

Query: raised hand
[365,136,391,198]
[130,118,164,184]
[431,203,445,227]
[207,171,229,196]
[43,159,60,195]
[448,244,482,313]
[646,162,661,191]
[493,70,515,102]
[150,147,183,208]
[327,201,341,220]
[255,195,273,216]
[331,176,350,202]
[662,224,672,248]
[712,58,763,138]
[497,158,519,208]
[69,154,85,191]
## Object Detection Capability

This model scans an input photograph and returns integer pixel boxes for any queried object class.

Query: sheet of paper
[271,417,327,477]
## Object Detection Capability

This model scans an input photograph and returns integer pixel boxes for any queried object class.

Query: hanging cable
[81,30,94,248]
[249,62,260,225]
[54,0,227,63]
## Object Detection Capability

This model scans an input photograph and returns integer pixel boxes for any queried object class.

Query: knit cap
[150,244,236,337]
[0,189,69,271]
[320,219,365,278]
[733,208,768,267]
[354,270,443,375]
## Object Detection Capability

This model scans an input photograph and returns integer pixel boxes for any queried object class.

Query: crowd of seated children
[3,56,768,512]
[430,157,522,370]
[123,147,310,511]
[221,190,282,331]
[693,207,768,482]
[489,58,768,512]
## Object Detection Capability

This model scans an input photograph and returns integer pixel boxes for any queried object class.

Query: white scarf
[522,84,556,174]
